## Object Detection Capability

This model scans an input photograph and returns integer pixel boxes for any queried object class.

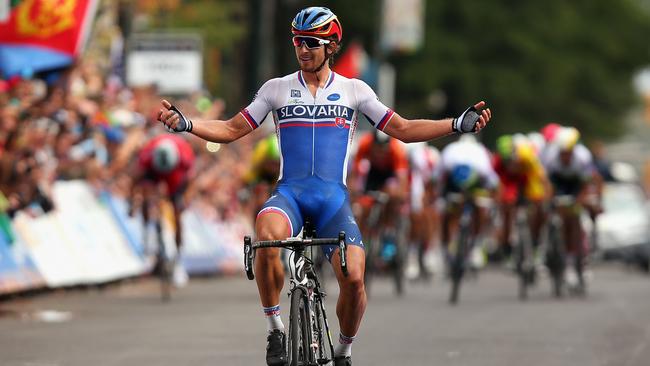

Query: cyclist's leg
[331,245,366,346]
[318,200,366,357]
[169,180,189,252]
[255,192,302,309]
[497,180,518,259]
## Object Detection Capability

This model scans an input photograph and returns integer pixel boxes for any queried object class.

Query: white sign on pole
[381,0,425,53]
[127,34,203,95]
[0,0,10,23]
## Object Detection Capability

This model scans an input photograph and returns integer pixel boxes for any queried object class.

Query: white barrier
[2,180,252,294]
[11,181,147,288]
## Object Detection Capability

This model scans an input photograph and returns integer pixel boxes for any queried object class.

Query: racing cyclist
[158,7,492,366]
[407,142,442,281]
[542,127,598,292]
[437,135,499,271]
[493,134,551,263]
[351,129,409,282]
[132,134,196,287]
[243,134,281,215]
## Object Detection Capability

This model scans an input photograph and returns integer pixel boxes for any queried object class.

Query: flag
[0,0,98,77]
[332,41,369,79]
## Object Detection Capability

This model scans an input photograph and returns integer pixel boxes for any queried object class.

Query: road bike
[361,191,406,296]
[244,222,348,366]
[513,197,536,301]
[446,192,479,305]
[545,195,587,297]
[132,189,175,302]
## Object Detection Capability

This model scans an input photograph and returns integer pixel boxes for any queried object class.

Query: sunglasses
[292,36,331,49]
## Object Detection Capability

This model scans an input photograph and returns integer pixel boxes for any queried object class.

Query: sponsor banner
[0,229,44,294]
[12,212,87,287]
[50,181,145,282]
[106,193,250,275]
[101,193,147,260]
[180,204,251,275]
[11,181,146,288]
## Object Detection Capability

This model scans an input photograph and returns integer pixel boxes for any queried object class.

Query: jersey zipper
[311,84,318,176]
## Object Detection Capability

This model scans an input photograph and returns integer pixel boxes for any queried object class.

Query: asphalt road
[1,264,649,366]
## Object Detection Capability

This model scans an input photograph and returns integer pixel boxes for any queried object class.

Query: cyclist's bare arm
[384,101,491,143]
[159,100,252,143]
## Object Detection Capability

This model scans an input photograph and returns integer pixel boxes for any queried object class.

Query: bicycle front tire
[289,288,312,366]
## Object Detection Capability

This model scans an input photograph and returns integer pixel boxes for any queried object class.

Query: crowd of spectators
[0,61,263,236]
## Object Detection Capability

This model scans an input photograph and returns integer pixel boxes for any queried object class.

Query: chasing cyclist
[542,126,599,293]
[132,133,196,287]
[351,130,410,292]
[437,135,499,271]
[243,134,281,215]
[407,142,442,281]
[493,134,551,263]
[158,7,492,365]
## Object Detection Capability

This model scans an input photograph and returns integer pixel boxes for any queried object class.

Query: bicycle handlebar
[243,231,348,280]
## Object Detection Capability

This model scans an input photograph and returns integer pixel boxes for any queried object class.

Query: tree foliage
[307,0,650,143]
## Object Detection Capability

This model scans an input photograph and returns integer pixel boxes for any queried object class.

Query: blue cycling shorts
[257,176,363,261]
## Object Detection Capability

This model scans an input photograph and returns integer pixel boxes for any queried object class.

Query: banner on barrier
[0,228,43,294]
[180,205,251,275]
[11,181,146,288]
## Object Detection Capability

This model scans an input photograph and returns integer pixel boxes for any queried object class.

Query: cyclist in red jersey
[134,134,195,286]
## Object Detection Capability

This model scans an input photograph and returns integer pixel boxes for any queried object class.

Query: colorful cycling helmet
[450,164,479,190]
[152,139,180,173]
[291,7,342,42]
[527,131,545,154]
[541,122,562,143]
[496,135,514,160]
[516,142,536,163]
[554,126,580,152]
[458,134,478,144]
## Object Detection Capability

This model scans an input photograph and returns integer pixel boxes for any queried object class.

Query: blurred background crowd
[0,60,259,224]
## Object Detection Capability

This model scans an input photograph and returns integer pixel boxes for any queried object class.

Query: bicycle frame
[446,192,478,304]
[545,195,580,297]
[244,229,348,365]
[513,199,535,300]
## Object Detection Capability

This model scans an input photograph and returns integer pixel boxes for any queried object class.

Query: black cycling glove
[164,105,193,133]
[452,105,481,134]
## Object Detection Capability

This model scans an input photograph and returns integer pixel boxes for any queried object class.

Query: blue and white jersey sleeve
[240,79,278,130]
[353,79,395,131]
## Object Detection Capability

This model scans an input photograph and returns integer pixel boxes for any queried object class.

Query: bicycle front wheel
[449,231,469,305]
[289,288,312,366]
[546,218,565,298]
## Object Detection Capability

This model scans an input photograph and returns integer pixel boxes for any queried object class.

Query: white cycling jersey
[408,142,441,212]
[241,70,394,185]
[438,139,499,189]
[542,143,594,181]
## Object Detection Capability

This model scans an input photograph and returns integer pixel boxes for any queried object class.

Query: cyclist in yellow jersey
[244,134,281,214]
[493,134,551,260]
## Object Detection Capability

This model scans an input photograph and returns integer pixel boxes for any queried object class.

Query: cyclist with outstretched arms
[158,7,492,365]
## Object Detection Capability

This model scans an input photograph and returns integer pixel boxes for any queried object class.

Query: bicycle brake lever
[244,236,255,280]
[338,231,348,277]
